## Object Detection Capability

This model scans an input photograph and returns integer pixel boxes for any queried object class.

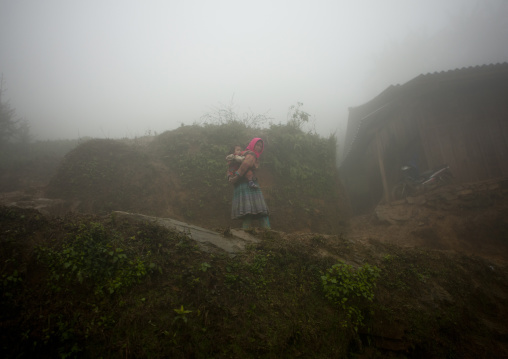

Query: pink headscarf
[245,137,264,158]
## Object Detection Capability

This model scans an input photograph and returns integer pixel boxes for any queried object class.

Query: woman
[229,138,270,229]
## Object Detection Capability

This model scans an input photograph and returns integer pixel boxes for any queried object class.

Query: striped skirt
[231,180,269,219]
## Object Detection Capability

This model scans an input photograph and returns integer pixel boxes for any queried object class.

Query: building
[340,63,508,213]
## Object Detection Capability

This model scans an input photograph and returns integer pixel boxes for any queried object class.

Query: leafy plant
[199,262,211,272]
[37,222,150,296]
[173,305,192,323]
[321,260,381,331]
[263,119,338,198]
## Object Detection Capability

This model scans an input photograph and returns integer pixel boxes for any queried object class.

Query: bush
[37,222,151,296]
[321,260,380,331]
[263,123,337,197]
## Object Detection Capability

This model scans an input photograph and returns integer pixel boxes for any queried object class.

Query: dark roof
[340,62,508,168]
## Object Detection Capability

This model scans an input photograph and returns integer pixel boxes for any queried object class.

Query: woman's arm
[236,153,256,177]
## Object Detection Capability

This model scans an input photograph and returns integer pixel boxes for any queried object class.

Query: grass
[0,206,353,358]
[2,205,508,358]
[42,120,348,233]
[1,118,508,357]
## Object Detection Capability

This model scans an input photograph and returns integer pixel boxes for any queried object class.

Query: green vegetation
[321,261,380,331]
[2,102,508,357]
[156,120,338,200]
[0,206,354,358]
[2,206,507,358]
[263,122,337,198]
[0,204,370,358]
[144,102,344,231]
[20,102,344,233]
[36,222,153,296]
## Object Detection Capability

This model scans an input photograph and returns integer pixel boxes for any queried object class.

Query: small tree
[0,77,30,146]
[0,86,17,144]
[287,102,312,132]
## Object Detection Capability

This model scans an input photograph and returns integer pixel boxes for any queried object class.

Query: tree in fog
[0,77,30,146]
[364,1,508,95]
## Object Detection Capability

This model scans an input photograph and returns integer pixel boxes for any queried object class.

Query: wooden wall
[341,71,508,213]
[418,81,508,183]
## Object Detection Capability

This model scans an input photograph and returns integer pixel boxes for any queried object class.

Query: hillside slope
[1,125,508,357]
[1,205,507,358]
[45,125,349,233]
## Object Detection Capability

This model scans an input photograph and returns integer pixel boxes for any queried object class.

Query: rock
[112,211,260,255]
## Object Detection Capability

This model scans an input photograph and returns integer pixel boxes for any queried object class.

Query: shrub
[321,260,380,331]
[37,222,150,296]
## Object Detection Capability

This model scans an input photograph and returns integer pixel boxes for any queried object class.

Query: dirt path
[112,211,260,255]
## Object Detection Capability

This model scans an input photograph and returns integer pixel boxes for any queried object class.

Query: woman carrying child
[226,144,259,189]
[228,138,270,229]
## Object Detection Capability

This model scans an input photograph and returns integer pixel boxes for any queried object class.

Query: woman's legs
[259,216,271,229]
[242,215,252,229]
[241,215,270,229]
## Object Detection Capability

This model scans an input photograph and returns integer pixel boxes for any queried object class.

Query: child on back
[226,144,259,189]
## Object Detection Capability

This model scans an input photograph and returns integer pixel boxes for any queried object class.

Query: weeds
[321,260,381,332]
[146,106,343,233]
[36,222,151,296]
[1,205,507,358]
[173,305,193,324]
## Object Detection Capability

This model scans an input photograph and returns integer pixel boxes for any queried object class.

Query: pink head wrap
[245,138,264,158]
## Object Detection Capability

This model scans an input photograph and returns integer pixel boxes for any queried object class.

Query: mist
[0,0,506,141]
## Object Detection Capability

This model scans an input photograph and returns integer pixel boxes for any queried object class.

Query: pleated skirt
[231,180,269,219]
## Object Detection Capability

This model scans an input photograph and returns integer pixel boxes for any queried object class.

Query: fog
[1,0,507,141]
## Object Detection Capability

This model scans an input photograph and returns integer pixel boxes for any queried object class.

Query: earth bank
[1,126,508,357]
[45,125,348,234]
[1,205,507,358]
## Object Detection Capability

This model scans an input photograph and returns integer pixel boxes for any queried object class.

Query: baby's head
[233,145,242,156]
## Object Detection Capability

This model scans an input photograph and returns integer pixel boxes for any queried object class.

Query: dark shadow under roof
[340,62,508,168]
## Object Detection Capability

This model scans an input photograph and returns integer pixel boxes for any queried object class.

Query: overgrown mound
[46,139,178,216]
[46,123,349,233]
[1,205,507,358]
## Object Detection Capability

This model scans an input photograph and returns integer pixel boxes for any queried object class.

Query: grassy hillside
[46,122,349,233]
[2,121,508,358]
[1,205,507,358]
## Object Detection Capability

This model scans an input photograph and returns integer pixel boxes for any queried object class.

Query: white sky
[0,0,505,140]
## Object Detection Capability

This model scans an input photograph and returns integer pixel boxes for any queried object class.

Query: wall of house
[418,79,508,183]
[341,68,508,214]
[340,103,419,212]
[340,153,385,213]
